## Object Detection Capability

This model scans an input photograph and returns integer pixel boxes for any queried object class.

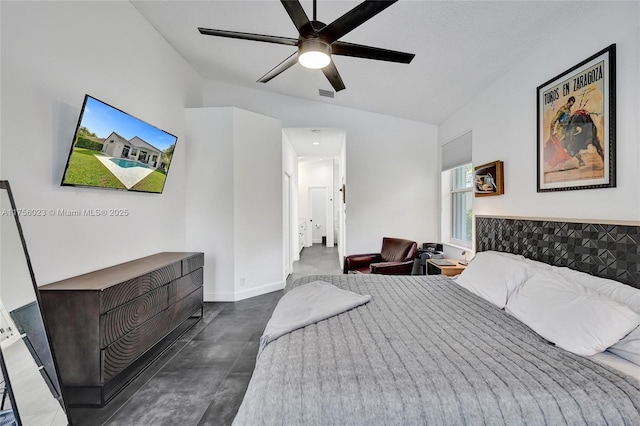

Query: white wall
[439,2,640,226]
[185,107,283,301]
[233,109,284,300]
[346,119,439,253]
[0,1,203,285]
[184,108,235,300]
[201,81,440,255]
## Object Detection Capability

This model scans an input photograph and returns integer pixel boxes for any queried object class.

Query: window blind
[441,131,472,171]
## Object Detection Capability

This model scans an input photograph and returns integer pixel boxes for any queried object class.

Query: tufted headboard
[476,216,640,289]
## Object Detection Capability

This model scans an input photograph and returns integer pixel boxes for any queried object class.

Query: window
[451,164,472,245]
[440,131,472,248]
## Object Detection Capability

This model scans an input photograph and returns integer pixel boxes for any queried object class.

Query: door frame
[283,172,294,276]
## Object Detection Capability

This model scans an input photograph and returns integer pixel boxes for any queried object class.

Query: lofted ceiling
[131,0,601,158]
[132,1,600,126]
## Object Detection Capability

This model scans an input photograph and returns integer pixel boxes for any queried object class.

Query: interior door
[310,187,327,244]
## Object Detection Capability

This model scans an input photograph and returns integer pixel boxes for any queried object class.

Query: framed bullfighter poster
[537,44,615,192]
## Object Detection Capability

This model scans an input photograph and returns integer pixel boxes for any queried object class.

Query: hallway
[287,243,343,285]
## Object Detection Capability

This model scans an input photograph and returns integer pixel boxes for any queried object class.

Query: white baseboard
[204,279,285,302]
[203,291,235,302]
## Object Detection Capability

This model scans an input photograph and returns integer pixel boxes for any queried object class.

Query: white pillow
[491,251,525,261]
[552,267,640,366]
[608,326,640,365]
[523,257,554,273]
[455,251,531,308]
[553,266,640,315]
[506,272,640,356]
[492,251,554,273]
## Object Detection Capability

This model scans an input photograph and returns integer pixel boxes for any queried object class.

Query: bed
[233,217,640,425]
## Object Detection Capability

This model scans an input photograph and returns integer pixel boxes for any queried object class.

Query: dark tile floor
[70,244,341,426]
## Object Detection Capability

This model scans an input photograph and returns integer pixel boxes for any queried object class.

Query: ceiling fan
[198,0,415,92]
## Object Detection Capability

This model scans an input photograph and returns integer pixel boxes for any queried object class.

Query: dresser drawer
[169,287,203,331]
[100,286,169,348]
[168,268,203,306]
[99,277,141,314]
[101,309,171,382]
[100,261,180,313]
[182,253,204,275]
[145,261,182,291]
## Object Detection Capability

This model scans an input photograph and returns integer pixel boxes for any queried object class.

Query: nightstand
[426,259,467,277]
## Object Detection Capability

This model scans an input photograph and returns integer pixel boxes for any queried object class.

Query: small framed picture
[474,161,504,197]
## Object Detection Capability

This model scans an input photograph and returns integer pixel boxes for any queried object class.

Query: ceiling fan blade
[332,41,414,63]
[198,27,298,46]
[322,62,346,92]
[281,0,314,36]
[257,52,299,83]
[319,0,397,44]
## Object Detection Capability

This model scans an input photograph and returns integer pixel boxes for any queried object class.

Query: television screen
[61,95,178,193]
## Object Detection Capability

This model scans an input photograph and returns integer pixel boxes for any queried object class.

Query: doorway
[309,187,328,245]
[282,127,346,264]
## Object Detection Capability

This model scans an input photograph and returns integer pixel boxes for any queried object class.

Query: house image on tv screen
[102,132,164,169]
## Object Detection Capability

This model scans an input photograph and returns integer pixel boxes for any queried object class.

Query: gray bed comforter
[233,274,640,425]
[259,280,371,357]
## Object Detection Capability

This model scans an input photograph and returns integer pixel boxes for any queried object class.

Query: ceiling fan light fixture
[298,39,331,69]
[199,0,414,92]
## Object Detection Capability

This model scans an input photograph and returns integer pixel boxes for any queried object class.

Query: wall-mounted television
[61,95,178,194]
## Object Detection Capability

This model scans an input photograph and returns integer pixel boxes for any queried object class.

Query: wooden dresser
[39,252,204,406]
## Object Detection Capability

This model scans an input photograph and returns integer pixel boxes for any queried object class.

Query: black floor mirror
[0,180,71,425]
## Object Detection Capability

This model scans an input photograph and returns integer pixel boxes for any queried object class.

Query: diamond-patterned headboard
[476,216,640,289]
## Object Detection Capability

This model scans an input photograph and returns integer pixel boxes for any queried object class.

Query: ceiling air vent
[319,89,334,98]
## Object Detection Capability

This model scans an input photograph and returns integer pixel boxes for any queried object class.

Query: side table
[426,259,467,277]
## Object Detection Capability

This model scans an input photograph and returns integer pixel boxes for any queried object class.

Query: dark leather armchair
[343,237,418,275]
